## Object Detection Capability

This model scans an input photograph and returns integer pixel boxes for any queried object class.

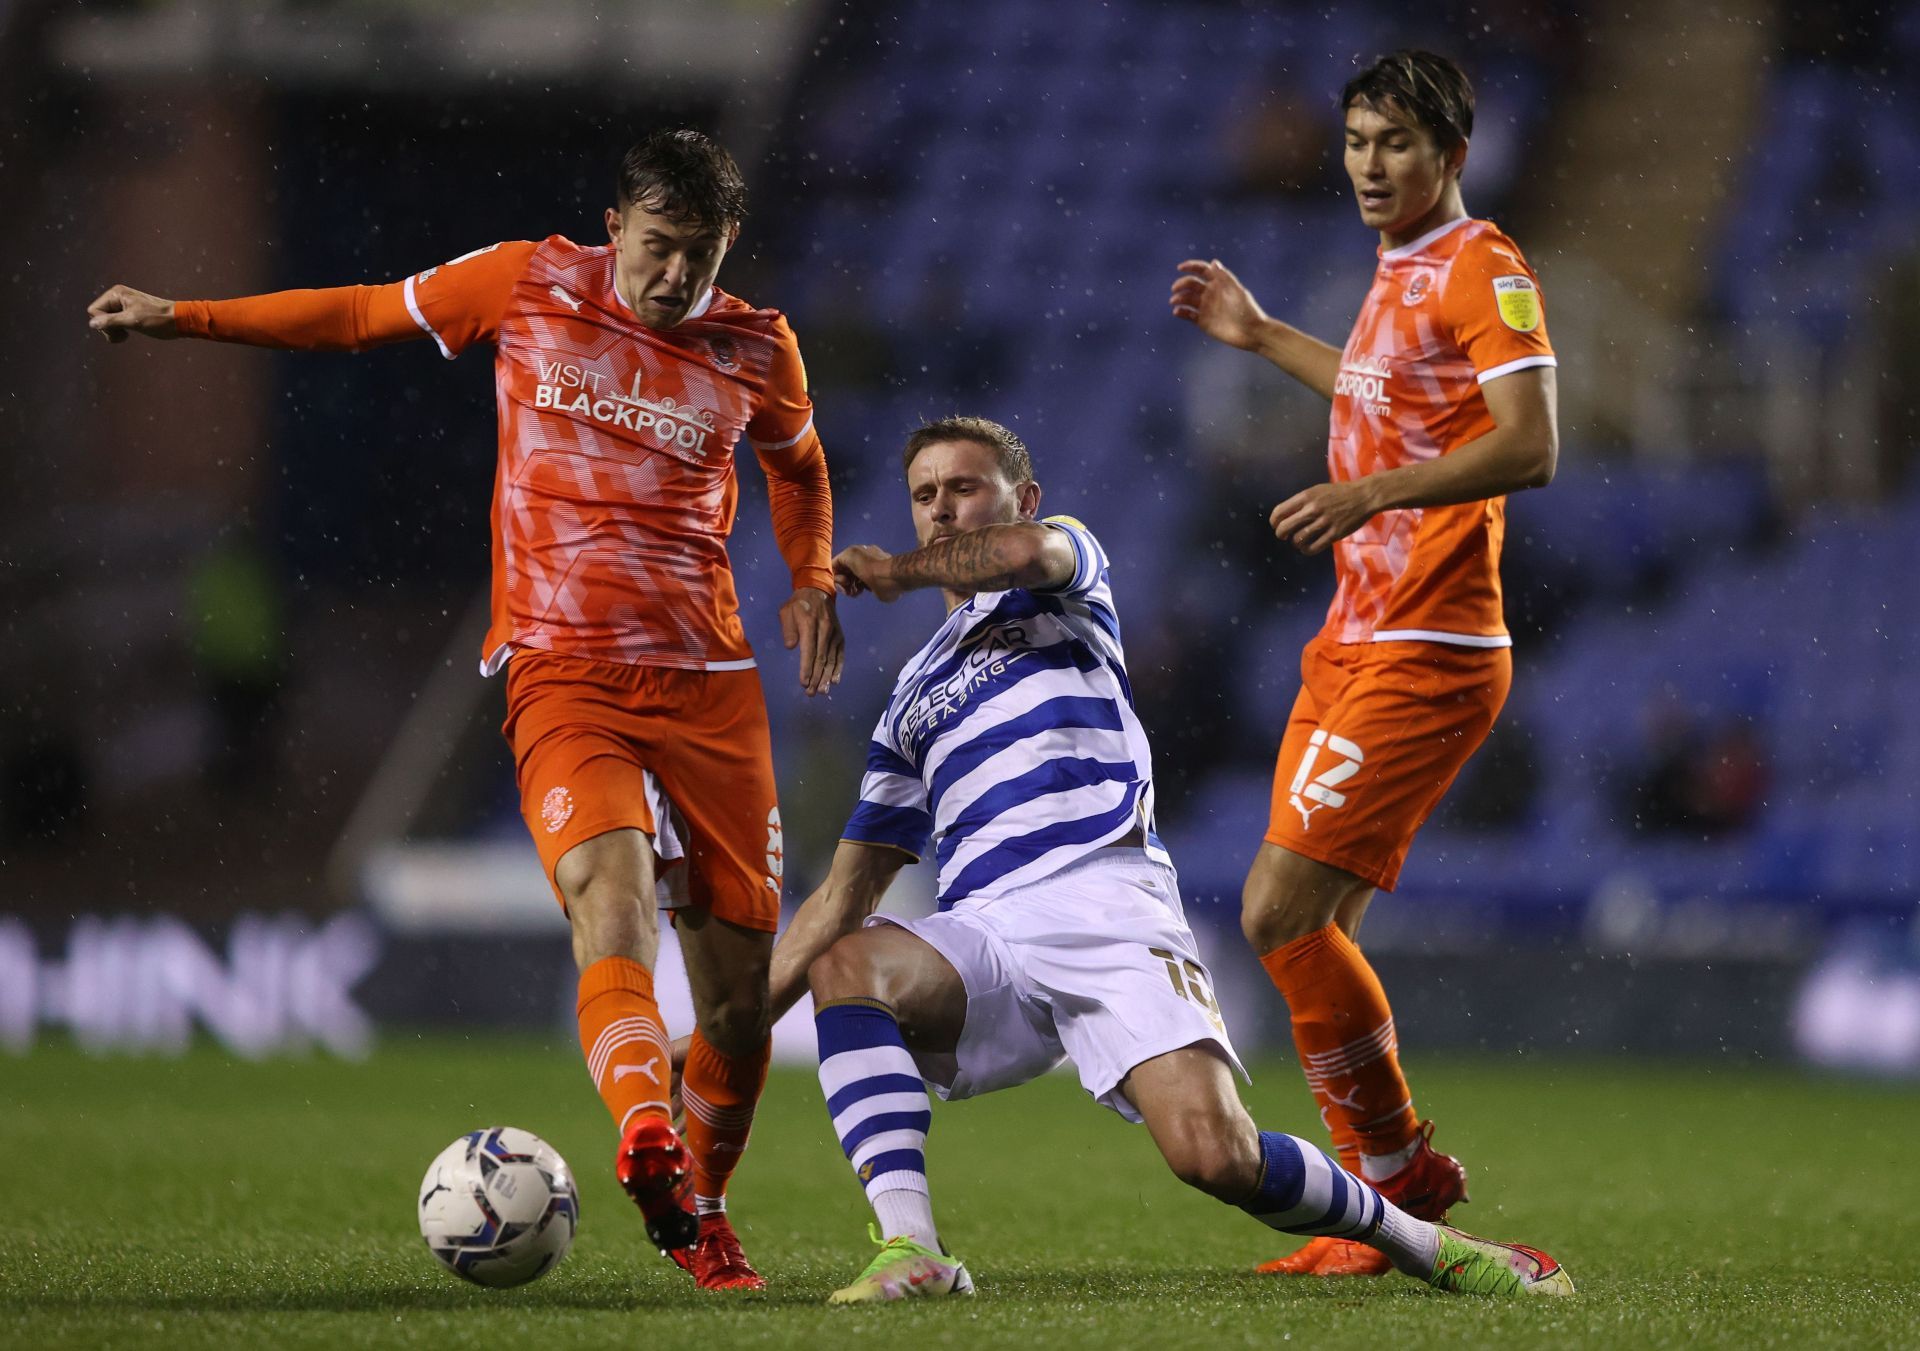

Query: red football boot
[1372,1120,1469,1221]
[666,1212,766,1291]
[615,1115,698,1251]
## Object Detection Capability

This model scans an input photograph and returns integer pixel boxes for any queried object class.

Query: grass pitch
[6,1037,1916,1349]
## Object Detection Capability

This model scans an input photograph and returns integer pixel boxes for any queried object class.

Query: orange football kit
[1255,217,1555,1261]
[175,234,831,1200]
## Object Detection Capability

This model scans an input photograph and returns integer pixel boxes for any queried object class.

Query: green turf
[6,1037,1917,1349]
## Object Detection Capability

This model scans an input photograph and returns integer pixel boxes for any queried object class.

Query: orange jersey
[178,237,831,674]
[1323,217,1554,648]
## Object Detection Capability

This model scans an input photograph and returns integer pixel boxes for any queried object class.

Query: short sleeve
[1037,515,1110,599]
[840,731,931,858]
[404,241,538,359]
[745,314,816,450]
[1439,235,1557,386]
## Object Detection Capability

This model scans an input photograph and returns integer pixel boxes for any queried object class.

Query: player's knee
[1240,856,1342,951]
[563,875,656,968]
[698,989,770,1057]
[808,935,883,1006]
[1241,899,1330,950]
[1158,1113,1261,1202]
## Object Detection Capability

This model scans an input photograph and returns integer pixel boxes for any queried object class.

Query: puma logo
[613,1059,661,1085]
[549,285,584,313]
[1325,1085,1366,1114]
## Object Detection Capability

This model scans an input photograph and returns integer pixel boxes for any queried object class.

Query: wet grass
[7,1038,1917,1348]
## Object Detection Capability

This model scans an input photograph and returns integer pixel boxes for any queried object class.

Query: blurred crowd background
[3,0,1916,1068]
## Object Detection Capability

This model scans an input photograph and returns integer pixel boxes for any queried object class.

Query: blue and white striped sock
[1240,1130,1440,1276]
[816,999,939,1249]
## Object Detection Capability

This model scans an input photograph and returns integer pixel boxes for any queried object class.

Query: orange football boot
[1255,1236,1343,1274]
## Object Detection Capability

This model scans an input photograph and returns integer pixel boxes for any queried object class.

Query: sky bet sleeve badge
[1493,275,1541,332]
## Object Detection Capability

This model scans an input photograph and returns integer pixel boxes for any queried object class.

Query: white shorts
[869,848,1247,1123]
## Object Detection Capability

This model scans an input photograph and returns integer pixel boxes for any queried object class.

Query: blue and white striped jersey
[841,515,1170,907]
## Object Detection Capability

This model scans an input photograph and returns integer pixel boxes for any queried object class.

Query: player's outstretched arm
[1169,258,1340,401]
[1269,366,1558,554]
[834,523,1074,603]
[90,278,429,352]
[766,840,911,1022]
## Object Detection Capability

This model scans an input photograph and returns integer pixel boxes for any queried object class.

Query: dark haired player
[88,128,842,1289]
[1170,51,1560,1278]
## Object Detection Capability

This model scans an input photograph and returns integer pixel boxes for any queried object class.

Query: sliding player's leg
[1121,1046,1571,1297]
[674,907,774,1289]
[554,826,699,1251]
[809,923,977,1303]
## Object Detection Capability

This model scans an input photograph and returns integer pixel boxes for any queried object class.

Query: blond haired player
[1170,50,1559,1278]
[89,129,842,1290]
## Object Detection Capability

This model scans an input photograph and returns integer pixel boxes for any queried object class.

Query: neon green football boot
[1428,1226,1576,1296]
[827,1228,976,1304]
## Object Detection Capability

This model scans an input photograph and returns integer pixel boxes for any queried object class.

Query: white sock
[694,1193,725,1218]
[871,1186,939,1251]
[1360,1138,1420,1181]
[1371,1201,1443,1277]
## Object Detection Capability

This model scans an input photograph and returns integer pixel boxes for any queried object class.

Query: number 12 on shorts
[1288,728,1365,831]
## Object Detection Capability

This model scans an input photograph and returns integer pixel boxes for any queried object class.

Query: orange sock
[1261,923,1420,1170]
[576,956,672,1133]
[681,1030,771,1201]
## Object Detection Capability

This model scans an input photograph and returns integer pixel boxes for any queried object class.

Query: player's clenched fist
[1168,258,1271,352]
[87,285,180,342]
[833,545,902,603]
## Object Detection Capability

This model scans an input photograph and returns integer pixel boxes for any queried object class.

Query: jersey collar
[1379,215,1472,262]
[607,273,718,323]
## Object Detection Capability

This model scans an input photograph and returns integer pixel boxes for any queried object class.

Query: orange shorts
[1264,635,1511,892]
[501,650,783,933]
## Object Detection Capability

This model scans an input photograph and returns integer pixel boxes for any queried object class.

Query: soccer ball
[418,1126,579,1288]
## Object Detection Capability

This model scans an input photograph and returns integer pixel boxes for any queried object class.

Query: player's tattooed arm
[835,524,1074,602]
[766,840,911,1022]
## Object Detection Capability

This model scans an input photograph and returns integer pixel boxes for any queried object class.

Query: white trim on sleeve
[749,414,815,452]
[1370,629,1513,648]
[702,658,759,671]
[403,274,455,361]
[1476,354,1557,385]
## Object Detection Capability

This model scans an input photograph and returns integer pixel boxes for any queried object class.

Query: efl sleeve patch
[1493,275,1541,332]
